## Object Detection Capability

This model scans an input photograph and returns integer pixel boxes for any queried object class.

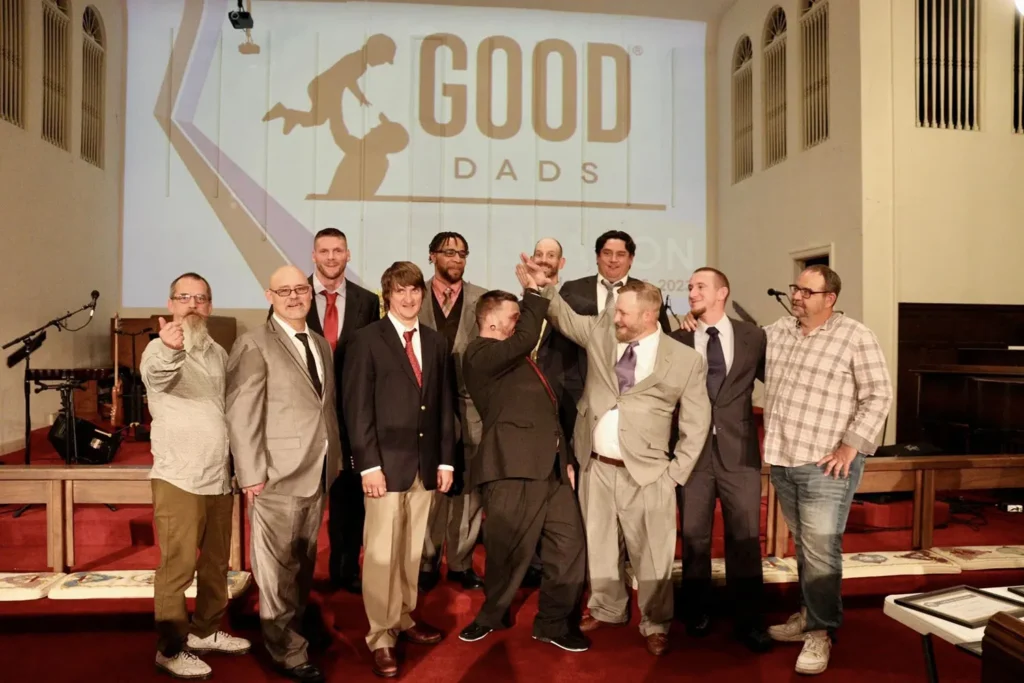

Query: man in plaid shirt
[763,265,892,675]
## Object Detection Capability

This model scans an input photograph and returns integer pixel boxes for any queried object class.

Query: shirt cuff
[360,466,381,475]
[438,465,454,471]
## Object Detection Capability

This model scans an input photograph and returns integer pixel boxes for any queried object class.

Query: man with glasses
[227,266,343,683]
[418,232,487,591]
[762,265,891,676]
[143,273,251,680]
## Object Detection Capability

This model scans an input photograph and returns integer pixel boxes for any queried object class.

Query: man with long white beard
[141,272,250,680]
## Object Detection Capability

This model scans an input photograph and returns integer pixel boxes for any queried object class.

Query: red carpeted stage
[1,431,1022,682]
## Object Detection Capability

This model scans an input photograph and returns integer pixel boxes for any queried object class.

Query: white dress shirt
[595,275,628,314]
[592,330,660,460]
[273,312,329,463]
[313,272,347,342]
[362,313,453,475]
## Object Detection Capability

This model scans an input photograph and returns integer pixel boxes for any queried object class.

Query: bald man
[227,266,342,683]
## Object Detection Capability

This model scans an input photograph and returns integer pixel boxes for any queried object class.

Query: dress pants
[152,479,234,656]
[362,475,434,650]
[421,449,482,574]
[475,470,586,637]
[249,488,325,669]
[328,468,365,581]
[677,441,764,627]
[579,458,676,636]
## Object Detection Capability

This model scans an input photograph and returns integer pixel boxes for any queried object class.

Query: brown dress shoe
[646,633,669,656]
[400,623,443,645]
[579,615,628,632]
[372,648,398,678]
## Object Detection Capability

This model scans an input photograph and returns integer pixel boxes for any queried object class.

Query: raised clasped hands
[516,253,549,289]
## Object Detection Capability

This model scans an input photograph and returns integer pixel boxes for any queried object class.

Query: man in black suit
[670,267,772,652]
[456,278,588,652]
[343,261,455,679]
[559,230,673,386]
[303,228,382,594]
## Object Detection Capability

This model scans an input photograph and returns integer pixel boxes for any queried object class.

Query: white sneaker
[795,631,831,675]
[155,651,212,680]
[186,631,252,655]
[768,609,807,642]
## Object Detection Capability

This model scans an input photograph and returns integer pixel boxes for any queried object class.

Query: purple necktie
[615,341,639,394]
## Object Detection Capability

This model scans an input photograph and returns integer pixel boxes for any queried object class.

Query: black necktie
[295,333,323,397]
[706,326,726,401]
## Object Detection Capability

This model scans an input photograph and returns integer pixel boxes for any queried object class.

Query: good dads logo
[262,31,668,211]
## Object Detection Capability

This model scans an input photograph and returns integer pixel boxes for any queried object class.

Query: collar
[387,311,420,336]
[619,328,660,352]
[432,278,463,301]
[791,311,843,337]
[273,313,308,340]
[698,315,733,336]
[599,275,628,288]
[313,272,347,297]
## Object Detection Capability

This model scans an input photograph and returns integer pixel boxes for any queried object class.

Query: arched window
[732,36,754,183]
[801,0,829,148]
[1,0,25,128]
[762,7,788,168]
[42,0,70,149]
[81,6,105,167]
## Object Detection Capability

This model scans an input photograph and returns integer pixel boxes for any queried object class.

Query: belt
[591,452,625,468]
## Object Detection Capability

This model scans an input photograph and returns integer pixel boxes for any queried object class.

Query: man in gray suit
[227,265,342,683]
[418,232,487,591]
[524,257,711,657]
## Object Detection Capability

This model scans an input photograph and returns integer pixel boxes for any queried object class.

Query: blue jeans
[770,455,865,634]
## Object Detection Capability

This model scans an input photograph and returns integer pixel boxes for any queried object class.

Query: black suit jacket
[270,275,382,469]
[669,318,766,472]
[534,316,584,443]
[463,293,573,488]
[559,274,673,386]
[342,318,455,492]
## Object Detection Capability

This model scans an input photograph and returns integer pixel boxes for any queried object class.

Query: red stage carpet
[2,432,1023,681]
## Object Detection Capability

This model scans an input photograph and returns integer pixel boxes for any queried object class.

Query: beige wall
[0,0,126,454]
[715,0,864,330]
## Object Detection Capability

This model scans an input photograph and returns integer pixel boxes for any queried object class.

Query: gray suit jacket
[419,278,487,452]
[544,288,712,488]
[226,318,343,498]
[671,319,767,472]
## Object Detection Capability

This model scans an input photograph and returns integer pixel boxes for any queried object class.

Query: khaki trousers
[363,475,433,650]
[152,479,234,656]
[578,459,676,637]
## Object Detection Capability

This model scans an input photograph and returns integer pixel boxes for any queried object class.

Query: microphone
[89,290,100,316]
[767,287,793,316]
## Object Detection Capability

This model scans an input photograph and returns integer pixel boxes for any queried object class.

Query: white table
[884,586,1022,682]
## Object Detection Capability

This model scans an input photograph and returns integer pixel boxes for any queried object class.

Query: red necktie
[322,292,339,352]
[404,329,422,387]
[526,357,556,406]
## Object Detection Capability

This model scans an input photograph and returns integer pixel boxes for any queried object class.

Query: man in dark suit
[559,230,673,386]
[343,261,455,679]
[670,267,772,652]
[456,280,588,652]
[305,228,382,594]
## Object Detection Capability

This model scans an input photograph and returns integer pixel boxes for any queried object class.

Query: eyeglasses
[171,293,210,304]
[270,285,312,297]
[788,284,831,298]
[435,249,469,259]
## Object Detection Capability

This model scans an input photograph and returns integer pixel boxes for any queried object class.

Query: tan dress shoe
[646,633,669,656]
[580,615,628,632]
[400,623,444,645]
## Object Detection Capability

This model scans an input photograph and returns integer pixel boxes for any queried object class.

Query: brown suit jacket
[226,317,343,497]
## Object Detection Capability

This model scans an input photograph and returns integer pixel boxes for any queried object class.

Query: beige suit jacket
[419,277,487,453]
[226,318,342,498]
[543,288,711,488]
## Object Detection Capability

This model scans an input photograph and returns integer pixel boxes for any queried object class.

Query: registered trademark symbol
[632,46,644,56]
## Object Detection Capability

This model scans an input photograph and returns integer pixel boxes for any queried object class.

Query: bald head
[266,265,313,329]
[532,237,565,282]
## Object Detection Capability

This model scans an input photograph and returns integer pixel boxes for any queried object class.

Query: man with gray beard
[141,272,251,680]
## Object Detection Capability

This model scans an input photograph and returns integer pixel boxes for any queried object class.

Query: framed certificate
[894,585,1024,629]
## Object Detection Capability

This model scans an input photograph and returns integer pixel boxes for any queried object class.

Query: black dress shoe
[332,576,361,594]
[448,569,484,590]
[686,614,712,638]
[418,569,440,593]
[735,626,774,653]
[458,622,493,642]
[521,566,543,589]
[277,662,325,682]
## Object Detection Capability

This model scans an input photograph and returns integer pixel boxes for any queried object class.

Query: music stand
[116,327,152,441]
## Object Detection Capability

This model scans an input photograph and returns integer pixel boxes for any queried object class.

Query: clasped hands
[515,253,550,290]
[361,468,453,498]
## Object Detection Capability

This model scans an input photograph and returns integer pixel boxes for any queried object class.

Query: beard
[182,313,210,350]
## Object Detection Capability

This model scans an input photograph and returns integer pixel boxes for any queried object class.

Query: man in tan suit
[418,231,487,591]
[227,265,342,683]
[524,257,710,657]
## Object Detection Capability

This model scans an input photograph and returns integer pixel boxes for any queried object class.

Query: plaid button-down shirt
[762,313,893,467]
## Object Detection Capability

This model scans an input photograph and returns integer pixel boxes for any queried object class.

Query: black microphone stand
[118,328,152,442]
[3,297,97,465]
[768,289,794,316]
